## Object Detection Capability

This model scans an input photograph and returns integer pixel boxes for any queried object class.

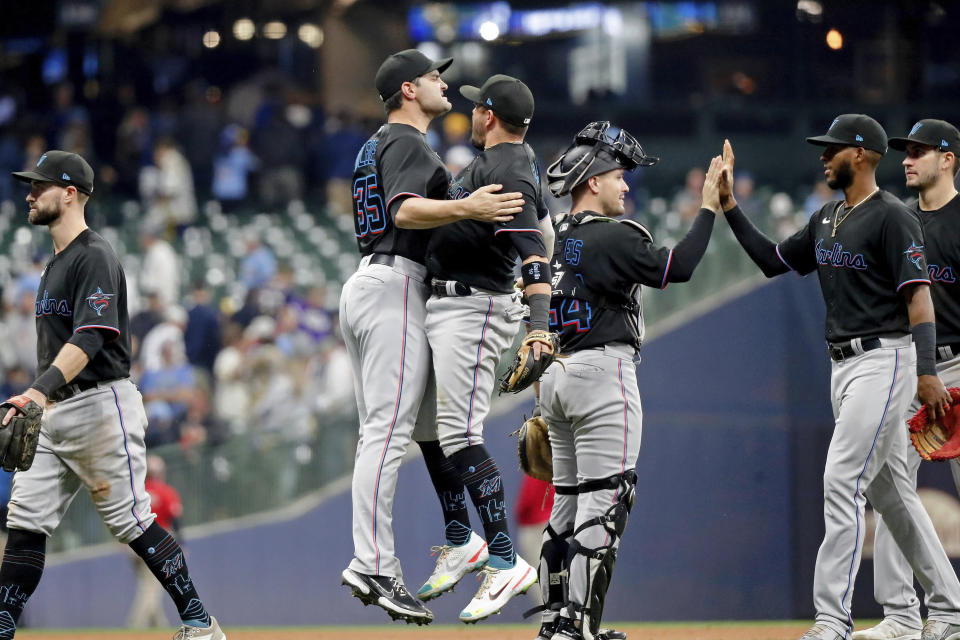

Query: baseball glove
[511,415,552,482]
[908,387,960,461]
[0,395,43,472]
[499,330,559,394]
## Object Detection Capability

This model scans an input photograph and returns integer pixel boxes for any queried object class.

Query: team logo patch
[161,552,185,579]
[904,243,925,270]
[86,287,114,316]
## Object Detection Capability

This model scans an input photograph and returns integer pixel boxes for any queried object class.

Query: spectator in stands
[0,285,39,375]
[178,81,223,200]
[127,455,182,628]
[804,178,836,213]
[251,104,305,209]
[212,124,259,212]
[212,322,250,434]
[0,122,21,205]
[238,231,277,291]
[140,305,189,373]
[321,111,367,216]
[130,291,166,364]
[185,282,222,378]
[671,166,707,222]
[139,221,181,307]
[140,338,196,448]
[312,334,355,417]
[115,106,152,198]
[139,137,197,230]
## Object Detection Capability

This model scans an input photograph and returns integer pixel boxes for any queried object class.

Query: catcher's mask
[546,121,658,197]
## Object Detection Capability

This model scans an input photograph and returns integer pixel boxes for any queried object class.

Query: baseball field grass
[14,620,836,639]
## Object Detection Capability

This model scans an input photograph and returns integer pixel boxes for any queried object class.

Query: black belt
[938,343,960,363]
[369,253,395,267]
[430,278,472,297]
[49,379,100,403]
[827,337,881,362]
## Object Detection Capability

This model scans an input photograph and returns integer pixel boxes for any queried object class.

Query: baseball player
[718,115,960,640]
[339,50,524,624]
[853,119,960,640]
[413,74,549,622]
[534,122,722,640]
[0,151,225,640]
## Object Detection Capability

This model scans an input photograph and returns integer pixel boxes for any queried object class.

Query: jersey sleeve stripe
[774,244,795,271]
[386,192,423,210]
[660,249,674,290]
[896,278,932,291]
[492,228,543,235]
[74,324,120,335]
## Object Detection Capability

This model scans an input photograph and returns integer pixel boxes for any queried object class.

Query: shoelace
[429,545,452,564]
[389,577,410,598]
[473,566,499,598]
[800,624,832,640]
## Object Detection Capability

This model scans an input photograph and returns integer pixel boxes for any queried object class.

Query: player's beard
[906,165,938,192]
[827,158,854,191]
[28,200,62,226]
[470,115,486,151]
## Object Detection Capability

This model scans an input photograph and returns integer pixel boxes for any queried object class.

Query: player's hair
[383,77,422,114]
[77,192,89,205]
[499,119,528,138]
[948,151,960,177]
[862,149,883,169]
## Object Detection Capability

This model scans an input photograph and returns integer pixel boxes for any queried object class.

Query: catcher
[529,122,723,640]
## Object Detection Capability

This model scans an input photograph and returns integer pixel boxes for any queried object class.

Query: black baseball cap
[460,74,535,128]
[888,119,960,153]
[12,150,94,195]
[375,49,453,102]
[806,114,888,155]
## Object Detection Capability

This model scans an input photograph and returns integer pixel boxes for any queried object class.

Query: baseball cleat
[172,616,226,640]
[597,629,627,640]
[341,568,434,625]
[459,555,538,623]
[536,619,558,640]
[921,620,960,640]
[552,616,584,640]
[799,624,845,640]
[418,531,489,601]
[852,618,921,640]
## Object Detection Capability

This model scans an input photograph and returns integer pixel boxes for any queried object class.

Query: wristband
[31,365,66,397]
[912,322,937,377]
[527,293,550,331]
[521,260,551,287]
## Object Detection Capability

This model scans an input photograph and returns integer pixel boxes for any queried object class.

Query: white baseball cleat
[417,531,489,601]
[459,555,538,623]
[172,616,226,640]
[920,620,960,640]
[799,624,845,640]
[852,619,921,640]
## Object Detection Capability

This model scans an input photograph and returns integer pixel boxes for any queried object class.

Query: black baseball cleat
[597,629,627,640]
[536,619,558,640]
[552,617,585,640]
[341,568,434,625]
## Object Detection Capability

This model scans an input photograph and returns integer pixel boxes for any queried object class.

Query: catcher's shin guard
[538,523,573,618]
[568,471,637,640]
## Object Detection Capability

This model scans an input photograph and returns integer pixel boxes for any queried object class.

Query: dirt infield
[16,621,828,639]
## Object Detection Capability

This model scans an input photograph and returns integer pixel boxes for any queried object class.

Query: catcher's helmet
[546,121,658,197]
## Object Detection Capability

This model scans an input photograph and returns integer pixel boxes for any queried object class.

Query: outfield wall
[27,274,856,627]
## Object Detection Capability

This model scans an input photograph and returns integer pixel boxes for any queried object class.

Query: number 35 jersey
[549,211,672,353]
[352,122,451,263]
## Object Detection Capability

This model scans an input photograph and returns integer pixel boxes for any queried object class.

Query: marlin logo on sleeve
[86,287,115,316]
[904,243,925,270]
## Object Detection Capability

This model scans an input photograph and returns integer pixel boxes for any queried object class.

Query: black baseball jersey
[36,229,131,382]
[352,123,450,264]
[425,142,548,293]
[913,193,960,346]
[776,190,930,342]
[548,212,670,352]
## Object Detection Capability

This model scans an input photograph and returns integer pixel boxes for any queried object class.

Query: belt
[938,343,960,363]
[827,336,881,362]
[369,253,395,267]
[49,379,100,403]
[430,278,472,297]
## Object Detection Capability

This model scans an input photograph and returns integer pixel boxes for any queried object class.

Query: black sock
[0,529,46,639]
[449,444,515,567]
[129,523,210,627]
[418,440,472,546]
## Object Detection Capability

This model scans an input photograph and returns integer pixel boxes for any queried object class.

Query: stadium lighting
[264,21,287,40]
[826,28,843,50]
[298,23,324,48]
[233,18,255,41]
[202,30,221,49]
[479,21,500,41]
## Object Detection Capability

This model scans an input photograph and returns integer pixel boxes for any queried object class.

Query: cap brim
[11,170,48,184]
[887,136,923,152]
[428,57,453,75]
[459,85,483,103]
[806,135,852,147]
